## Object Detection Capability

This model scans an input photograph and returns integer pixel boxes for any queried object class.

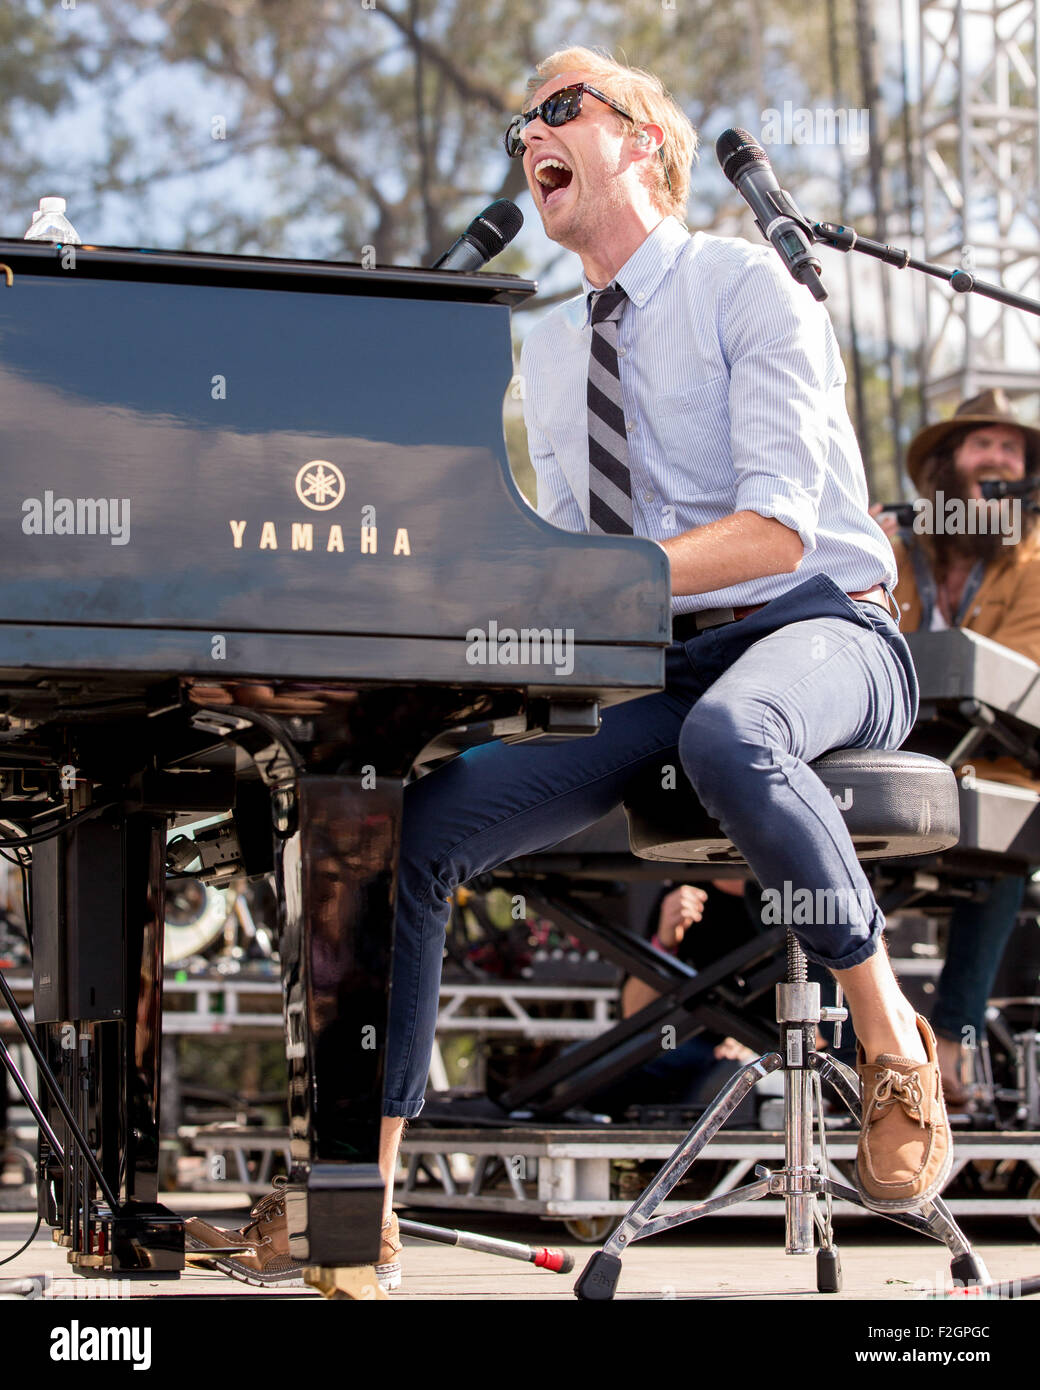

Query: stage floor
[1,1192,1038,1301]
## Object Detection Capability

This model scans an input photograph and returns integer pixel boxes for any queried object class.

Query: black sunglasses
[504,82,672,191]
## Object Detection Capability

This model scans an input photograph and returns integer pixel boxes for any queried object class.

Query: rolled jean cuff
[383,1096,425,1120]
[929,1018,965,1044]
[797,915,884,972]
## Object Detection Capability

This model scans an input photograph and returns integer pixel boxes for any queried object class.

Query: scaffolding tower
[916,0,1040,412]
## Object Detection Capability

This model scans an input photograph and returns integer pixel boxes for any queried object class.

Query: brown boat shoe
[185,1187,402,1291]
[185,1186,304,1286]
[854,1014,953,1212]
[377,1213,402,1291]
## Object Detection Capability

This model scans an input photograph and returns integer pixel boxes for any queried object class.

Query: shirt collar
[581,215,691,324]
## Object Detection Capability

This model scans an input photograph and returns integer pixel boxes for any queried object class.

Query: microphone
[715,129,826,302]
[979,476,1040,501]
[876,502,917,528]
[432,199,524,271]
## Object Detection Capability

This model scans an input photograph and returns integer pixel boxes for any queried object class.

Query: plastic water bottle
[24,196,81,244]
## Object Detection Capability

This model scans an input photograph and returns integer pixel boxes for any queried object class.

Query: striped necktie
[587,283,634,534]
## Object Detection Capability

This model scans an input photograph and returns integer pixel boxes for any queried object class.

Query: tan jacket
[892,532,1040,789]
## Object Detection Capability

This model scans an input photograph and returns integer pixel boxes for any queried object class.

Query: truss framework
[917,0,1040,407]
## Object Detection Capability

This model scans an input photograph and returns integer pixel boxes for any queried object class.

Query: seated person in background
[585,880,762,1118]
[871,389,1040,1105]
[622,880,761,1083]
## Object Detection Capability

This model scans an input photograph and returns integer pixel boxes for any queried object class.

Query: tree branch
[374,1,509,112]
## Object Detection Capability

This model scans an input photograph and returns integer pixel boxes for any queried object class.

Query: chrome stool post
[779,931,825,1254]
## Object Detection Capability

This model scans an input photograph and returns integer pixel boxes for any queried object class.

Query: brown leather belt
[672,584,890,641]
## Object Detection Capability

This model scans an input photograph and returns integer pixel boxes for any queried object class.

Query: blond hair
[524,46,698,218]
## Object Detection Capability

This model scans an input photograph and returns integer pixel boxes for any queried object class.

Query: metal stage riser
[397,1130,1040,1228]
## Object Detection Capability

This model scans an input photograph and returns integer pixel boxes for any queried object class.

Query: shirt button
[625,419,635,432]
[634,293,645,304]
[618,348,627,357]
[643,490,654,503]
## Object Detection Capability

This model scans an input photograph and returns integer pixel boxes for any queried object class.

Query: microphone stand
[810,219,1040,318]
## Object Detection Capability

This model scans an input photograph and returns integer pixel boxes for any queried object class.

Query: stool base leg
[583,1055,782,1268]
[573,1251,623,1301]
[816,1246,842,1293]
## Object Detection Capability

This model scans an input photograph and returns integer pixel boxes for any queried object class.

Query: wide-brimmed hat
[906,388,1040,487]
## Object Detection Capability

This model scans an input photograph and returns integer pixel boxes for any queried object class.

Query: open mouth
[534,157,574,208]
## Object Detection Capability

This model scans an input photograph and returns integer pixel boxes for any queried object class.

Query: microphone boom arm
[811,220,1040,318]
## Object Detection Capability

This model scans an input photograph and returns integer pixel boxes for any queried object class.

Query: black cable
[0,801,113,849]
[0,1211,42,1267]
[19,854,31,952]
[18,856,31,956]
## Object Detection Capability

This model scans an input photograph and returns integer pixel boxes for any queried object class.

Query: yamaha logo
[229,460,412,555]
[295,460,345,511]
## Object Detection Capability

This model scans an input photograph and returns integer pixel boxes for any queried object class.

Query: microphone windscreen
[716,128,770,184]
[464,199,524,259]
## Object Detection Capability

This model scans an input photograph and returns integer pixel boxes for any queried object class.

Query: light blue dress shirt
[519,215,897,616]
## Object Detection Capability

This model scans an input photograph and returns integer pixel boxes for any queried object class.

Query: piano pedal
[303,1264,389,1300]
[184,1243,256,1267]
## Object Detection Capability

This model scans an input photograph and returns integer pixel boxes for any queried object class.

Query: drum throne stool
[575,747,992,1300]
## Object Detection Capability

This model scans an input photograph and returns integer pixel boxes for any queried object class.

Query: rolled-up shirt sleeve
[720,252,845,557]
[520,334,586,532]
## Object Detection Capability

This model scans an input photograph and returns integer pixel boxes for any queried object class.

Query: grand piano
[0,238,670,1281]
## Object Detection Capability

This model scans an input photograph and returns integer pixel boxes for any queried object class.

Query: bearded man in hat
[872,388,1040,1105]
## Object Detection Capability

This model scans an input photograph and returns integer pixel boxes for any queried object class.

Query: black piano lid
[0,237,670,696]
[0,238,536,307]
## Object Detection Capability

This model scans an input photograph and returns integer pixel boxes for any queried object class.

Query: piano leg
[33,811,183,1275]
[97,813,182,1273]
[277,774,397,1275]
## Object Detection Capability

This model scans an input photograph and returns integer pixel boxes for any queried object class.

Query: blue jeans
[384,574,919,1117]
[932,875,1027,1046]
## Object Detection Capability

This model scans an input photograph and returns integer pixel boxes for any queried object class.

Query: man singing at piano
[190,44,950,1287]
[872,390,1040,1107]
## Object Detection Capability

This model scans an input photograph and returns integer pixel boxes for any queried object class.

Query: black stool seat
[624,748,960,865]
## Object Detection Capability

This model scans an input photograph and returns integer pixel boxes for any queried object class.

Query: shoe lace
[873,1068,925,1126]
[244,1189,285,1239]
[380,1215,401,1256]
